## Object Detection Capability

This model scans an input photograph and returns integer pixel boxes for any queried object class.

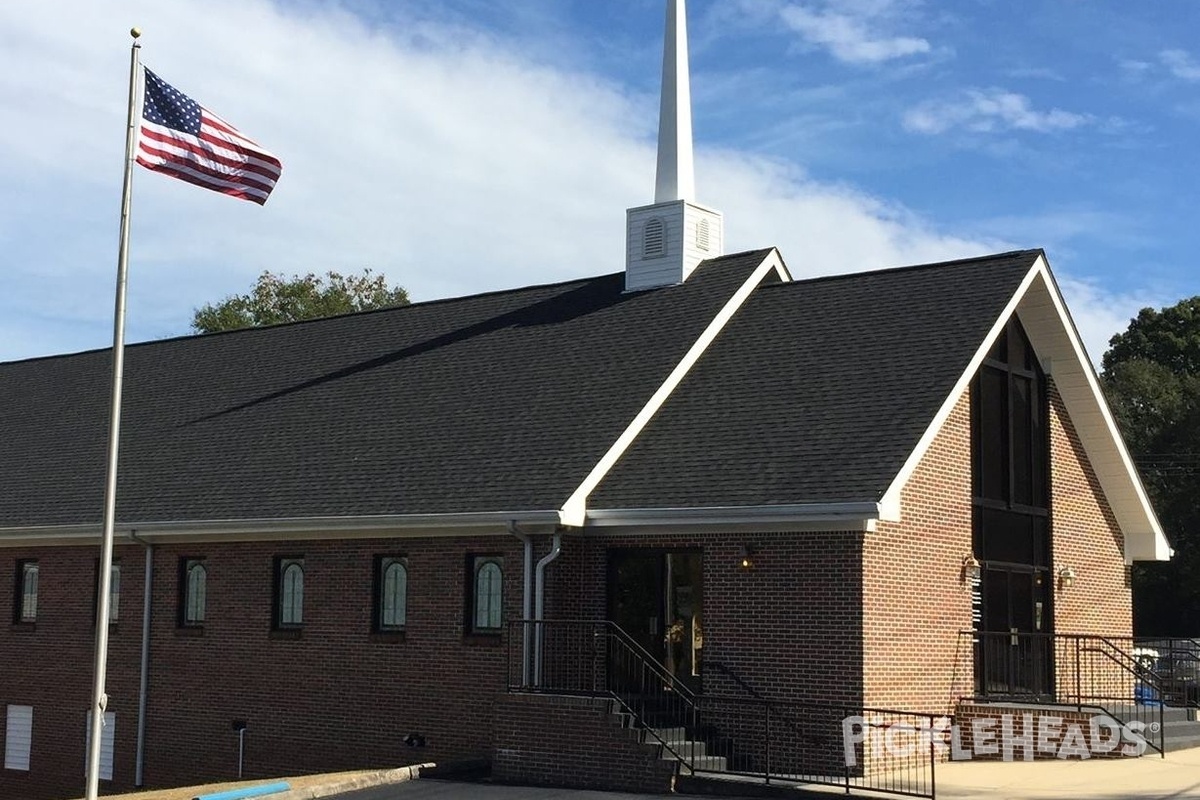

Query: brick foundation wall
[1048,383,1132,638]
[954,703,1140,760]
[492,693,675,793]
[865,392,975,715]
[1,535,525,799]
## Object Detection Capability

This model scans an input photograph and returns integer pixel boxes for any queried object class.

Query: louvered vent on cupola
[696,218,710,252]
[644,218,666,258]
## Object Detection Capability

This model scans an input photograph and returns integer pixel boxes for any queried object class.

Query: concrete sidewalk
[935,747,1200,799]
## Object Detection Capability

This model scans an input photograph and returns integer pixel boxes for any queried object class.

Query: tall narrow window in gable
[15,561,37,624]
[471,556,503,633]
[971,318,1050,565]
[179,558,207,627]
[374,556,408,632]
[274,556,304,629]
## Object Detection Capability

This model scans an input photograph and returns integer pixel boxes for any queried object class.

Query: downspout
[533,532,563,686]
[128,531,153,788]
[507,522,533,686]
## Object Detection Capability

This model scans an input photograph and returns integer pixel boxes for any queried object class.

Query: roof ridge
[763,249,1043,290]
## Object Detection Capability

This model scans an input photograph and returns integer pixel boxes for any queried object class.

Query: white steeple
[655,0,695,204]
[626,0,724,292]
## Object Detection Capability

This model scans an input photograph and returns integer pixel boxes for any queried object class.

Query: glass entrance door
[607,549,703,692]
[977,565,1053,698]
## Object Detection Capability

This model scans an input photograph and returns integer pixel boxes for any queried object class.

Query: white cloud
[779,5,930,64]
[0,0,1140,370]
[1055,276,1165,366]
[1160,49,1200,81]
[904,89,1092,134]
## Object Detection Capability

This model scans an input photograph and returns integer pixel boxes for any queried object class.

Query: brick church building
[0,2,1172,798]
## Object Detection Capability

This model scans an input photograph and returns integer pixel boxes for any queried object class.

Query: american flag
[137,69,282,205]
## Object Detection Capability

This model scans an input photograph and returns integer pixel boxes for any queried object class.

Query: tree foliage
[1102,297,1200,635]
[192,269,410,333]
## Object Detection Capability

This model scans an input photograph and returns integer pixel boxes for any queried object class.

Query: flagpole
[86,26,141,800]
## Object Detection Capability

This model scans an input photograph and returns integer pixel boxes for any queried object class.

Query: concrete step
[1165,734,1200,752]
[675,754,729,773]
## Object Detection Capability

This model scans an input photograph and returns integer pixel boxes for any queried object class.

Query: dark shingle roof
[590,250,1041,509]
[0,250,774,527]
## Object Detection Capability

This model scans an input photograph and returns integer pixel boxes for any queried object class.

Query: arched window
[472,558,503,632]
[378,557,408,631]
[277,557,304,628]
[185,561,207,626]
[643,218,665,259]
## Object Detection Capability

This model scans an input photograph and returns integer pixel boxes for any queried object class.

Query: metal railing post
[1080,638,1089,714]
[764,702,771,785]
[929,713,937,800]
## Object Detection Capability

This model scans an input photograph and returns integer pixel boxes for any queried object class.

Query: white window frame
[108,564,121,624]
[183,559,207,626]
[378,557,407,631]
[4,705,32,771]
[277,557,304,628]
[17,561,38,623]
[472,557,503,632]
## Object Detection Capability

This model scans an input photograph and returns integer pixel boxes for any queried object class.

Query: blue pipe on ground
[192,782,290,800]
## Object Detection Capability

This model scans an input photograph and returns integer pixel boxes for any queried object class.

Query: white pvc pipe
[533,533,563,685]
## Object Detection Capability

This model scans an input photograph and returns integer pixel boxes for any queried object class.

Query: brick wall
[1048,382,1132,638]
[0,544,146,800]
[954,703,1140,760]
[865,392,975,715]
[546,530,865,708]
[0,534,526,799]
[492,693,675,793]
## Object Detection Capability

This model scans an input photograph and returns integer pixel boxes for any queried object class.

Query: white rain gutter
[507,522,534,685]
[532,532,563,686]
[0,510,562,547]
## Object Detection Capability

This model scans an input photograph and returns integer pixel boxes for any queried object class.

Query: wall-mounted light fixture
[1058,566,1076,591]
[962,555,981,583]
[739,544,756,571]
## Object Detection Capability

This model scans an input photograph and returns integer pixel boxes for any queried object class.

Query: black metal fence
[965,631,1183,755]
[508,620,937,799]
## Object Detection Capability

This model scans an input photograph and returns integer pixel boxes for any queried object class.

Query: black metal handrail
[506,619,702,767]
[509,620,937,799]
[962,631,1173,756]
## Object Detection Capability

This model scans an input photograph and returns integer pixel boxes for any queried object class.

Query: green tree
[1102,298,1200,636]
[192,269,410,333]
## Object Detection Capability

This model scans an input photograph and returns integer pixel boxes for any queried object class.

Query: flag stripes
[136,68,281,204]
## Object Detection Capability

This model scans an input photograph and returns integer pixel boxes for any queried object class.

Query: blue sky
[0,0,1196,363]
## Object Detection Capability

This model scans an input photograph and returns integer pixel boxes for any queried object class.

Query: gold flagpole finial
[130,27,141,39]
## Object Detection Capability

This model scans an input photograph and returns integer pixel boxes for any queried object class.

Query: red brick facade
[0,379,1140,798]
[866,392,975,715]
[1,536,527,799]
[1048,385,1132,637]
[492,694,676,792]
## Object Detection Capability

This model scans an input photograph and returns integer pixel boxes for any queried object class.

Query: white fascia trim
[0,510,562,548]
[586,502,881,529]
[877,257,1045,521]
[1031,265,1170,563]
[559,249,790,527]
[876,254,1170,563]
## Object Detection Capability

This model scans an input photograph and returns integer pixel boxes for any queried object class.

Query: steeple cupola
[626,0,724,292]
